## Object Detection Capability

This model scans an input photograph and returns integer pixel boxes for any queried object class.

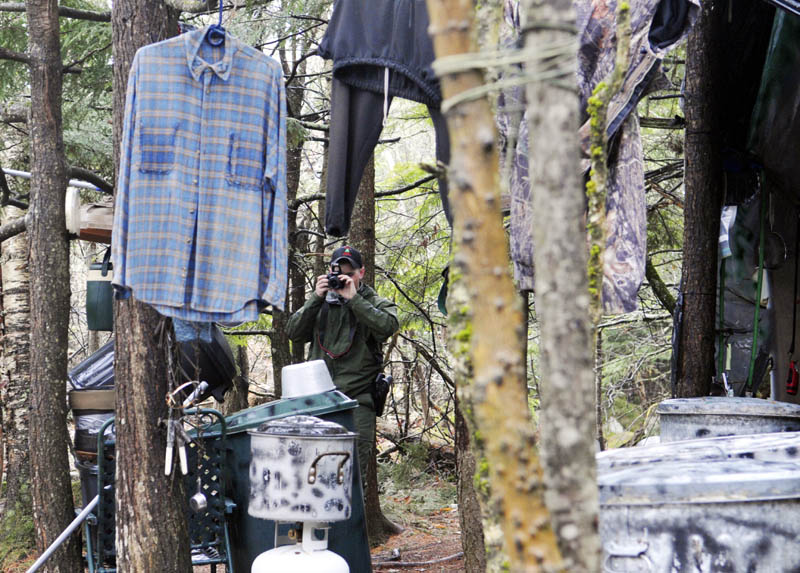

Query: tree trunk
[349,154,400,544]
[349,156,376,286]
[272,47,308,392]
[25,2,84,570]
[0,205,34,556]
[524,0,601,569]
[426,0,563,569]
[112,3,190,571]
[219,344,250,416]
[449,259,499,572]
[677,0,724,398]
[454,368,487,571]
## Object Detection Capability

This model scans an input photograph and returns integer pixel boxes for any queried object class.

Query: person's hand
[314,274,329,298]
[336,274,357,300]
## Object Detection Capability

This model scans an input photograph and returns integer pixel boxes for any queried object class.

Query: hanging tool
[746,176,768,396]
[164,407,177,475]
[787,210,800,395]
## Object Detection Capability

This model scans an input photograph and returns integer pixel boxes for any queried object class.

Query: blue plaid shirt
[112,27,287,322]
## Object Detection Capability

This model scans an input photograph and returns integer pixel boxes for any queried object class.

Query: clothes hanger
[205,1,225,46]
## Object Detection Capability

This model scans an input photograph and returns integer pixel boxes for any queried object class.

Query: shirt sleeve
[111,51,140,299]
[347,294,400,341]
[260,63,288,310]
[287,292,324,343]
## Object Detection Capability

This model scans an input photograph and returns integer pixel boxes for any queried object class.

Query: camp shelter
[704,0,800,403]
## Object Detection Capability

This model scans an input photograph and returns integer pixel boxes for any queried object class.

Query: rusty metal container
[656,397,800,442]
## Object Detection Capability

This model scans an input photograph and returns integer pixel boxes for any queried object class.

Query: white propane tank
[251,522,349,573]
[251,544,349,572]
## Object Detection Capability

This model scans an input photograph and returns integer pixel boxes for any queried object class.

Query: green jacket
[286,284,399,401]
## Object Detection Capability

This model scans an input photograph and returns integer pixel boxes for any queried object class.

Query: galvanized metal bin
[207,390,371,573]
[597,430,800,472]
[657,397,800,442]
[599,458,800,572]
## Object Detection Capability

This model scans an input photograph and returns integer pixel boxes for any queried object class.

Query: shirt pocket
[138,122,178,174]
[226,133,264,191]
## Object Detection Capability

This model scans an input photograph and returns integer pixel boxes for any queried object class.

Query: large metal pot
[599,458,800,572]
[248,415,357,523]
[657,397,800,442]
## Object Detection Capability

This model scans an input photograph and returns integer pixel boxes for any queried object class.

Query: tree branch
[373,552,464,568]
[645,256,676,314]
[399,333,455,388]
[221,330,274,337]
[639,115,685,130]
[68,166,113,194]
[0,46,30,65]
[0,3,110,21]
[63,41,112,74]
[291,174,437,210]
[0,214,28,244]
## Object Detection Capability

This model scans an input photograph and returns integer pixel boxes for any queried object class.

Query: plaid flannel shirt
[112,27,287,322]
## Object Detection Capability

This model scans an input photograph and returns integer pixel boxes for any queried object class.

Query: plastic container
[281,360,335,398]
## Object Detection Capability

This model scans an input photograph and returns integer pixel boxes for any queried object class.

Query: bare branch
[0,46,30,65]
[399,333,455,388]
[68,166,113,194]
[291,174,437,210]
[0,214,28,244]
[0,3,110,21]
[63,41,112,73]
[373,552,464,568]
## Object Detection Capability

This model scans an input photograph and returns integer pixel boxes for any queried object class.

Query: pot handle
[307,451,351,485]
[603,538,653,573]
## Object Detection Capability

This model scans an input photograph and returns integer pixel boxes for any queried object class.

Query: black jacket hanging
[318,0,452,237]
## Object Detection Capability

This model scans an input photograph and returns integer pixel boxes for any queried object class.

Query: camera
[327,264,344,290]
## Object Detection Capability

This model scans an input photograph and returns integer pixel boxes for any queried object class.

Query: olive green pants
[353,393,376,485]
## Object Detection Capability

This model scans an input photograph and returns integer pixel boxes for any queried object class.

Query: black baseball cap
[330,245,363,268]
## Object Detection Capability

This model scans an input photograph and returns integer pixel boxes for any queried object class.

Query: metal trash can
[210,390,371,573]
[599,457,800,571]
[656,397,800,442]
[597,430,800,472]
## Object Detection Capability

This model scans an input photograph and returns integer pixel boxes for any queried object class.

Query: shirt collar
[184,26,238,82]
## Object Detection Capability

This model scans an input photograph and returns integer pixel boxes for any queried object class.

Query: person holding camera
[287,245,399,482]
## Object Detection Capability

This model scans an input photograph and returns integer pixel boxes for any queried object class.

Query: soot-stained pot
[248,415,357,523]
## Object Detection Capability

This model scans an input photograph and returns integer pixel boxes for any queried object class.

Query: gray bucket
[597,431,800,473]
[657,397,800,442]
[599,458,800,572]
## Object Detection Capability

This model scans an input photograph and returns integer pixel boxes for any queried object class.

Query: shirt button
[189,208,196,215]
[193,178,199,184]
[205,87,211,94]
[185,238,191,244]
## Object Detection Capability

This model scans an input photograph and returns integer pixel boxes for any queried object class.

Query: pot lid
[656,397,800,418]
[597,431,800,472]
[599,458,800,505]
[254,414,352,436]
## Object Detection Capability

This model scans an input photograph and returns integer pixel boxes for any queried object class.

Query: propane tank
[251,522,349,573]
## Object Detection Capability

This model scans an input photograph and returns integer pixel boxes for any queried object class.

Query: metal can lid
[597,431,800,472]
[599,458,800,505]
[254,414,351,436]
[656,397,800,418]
